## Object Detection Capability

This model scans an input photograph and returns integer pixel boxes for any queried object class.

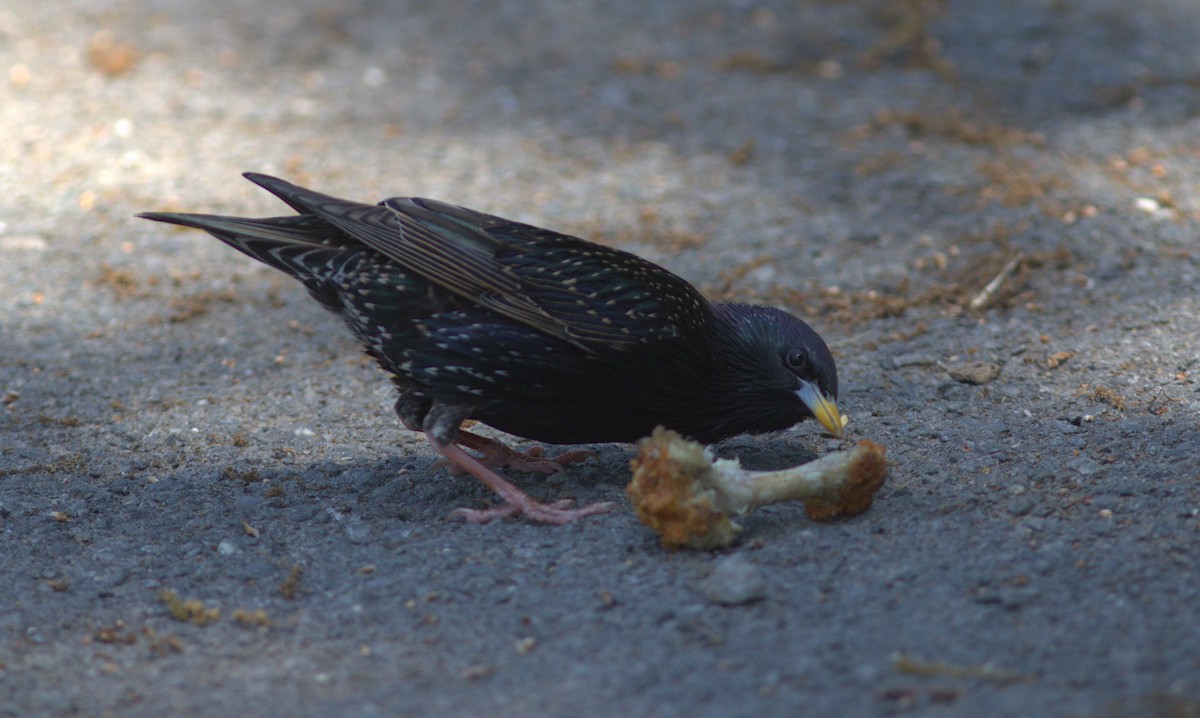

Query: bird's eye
[784,348,809,372]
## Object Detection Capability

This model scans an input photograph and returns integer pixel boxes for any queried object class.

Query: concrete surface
[2,1,1199,716]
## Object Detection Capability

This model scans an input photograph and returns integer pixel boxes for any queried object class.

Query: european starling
[140,174,842,524]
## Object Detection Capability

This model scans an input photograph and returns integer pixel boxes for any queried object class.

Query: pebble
[106,478,133,496]
[345,520,372,545]
[942,360,1003,385]
[337,468,378,489]
[887,353,937,369]
[696,554,767,606]
[1007,497,1035,516]
[1050,420,1081,434]
[1107,479,1144,496]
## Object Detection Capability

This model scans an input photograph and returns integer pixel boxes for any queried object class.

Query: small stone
[942,361,1002,385]
[696,554,767,606]
[1068,457,1102,476]
[337,468,377,489]
[1007,497,1035,516]
[888,353,937,369]
[1051,420,1081,434]
[345,520,371,545]
[1134,196,1161,214]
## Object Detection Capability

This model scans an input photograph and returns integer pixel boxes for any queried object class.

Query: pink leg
[439,429,597,476]
[430,438,613,525]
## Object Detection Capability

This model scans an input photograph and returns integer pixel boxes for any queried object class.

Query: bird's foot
[451,497,614,525]
[430,437,612,525]
[441,430,597,476]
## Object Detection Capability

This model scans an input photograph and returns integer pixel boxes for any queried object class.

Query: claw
[451,498,613,525]
[429,435,611,525]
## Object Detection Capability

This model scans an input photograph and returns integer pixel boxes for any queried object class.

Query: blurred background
[6,0,1199,304]
[3,1,1200,716]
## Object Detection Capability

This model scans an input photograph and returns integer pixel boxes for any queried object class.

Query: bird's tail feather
[242,173,372,222]
[137,211,355,289]
[138,211,329,245]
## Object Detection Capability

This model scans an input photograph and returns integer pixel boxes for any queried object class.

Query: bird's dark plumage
[140,174,842,523]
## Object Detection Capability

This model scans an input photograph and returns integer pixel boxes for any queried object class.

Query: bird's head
[710,303,843,439]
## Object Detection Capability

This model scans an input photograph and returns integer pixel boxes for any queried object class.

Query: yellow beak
[797,381,844,439]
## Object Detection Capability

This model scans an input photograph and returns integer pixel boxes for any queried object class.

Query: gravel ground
[2,1,1199,716]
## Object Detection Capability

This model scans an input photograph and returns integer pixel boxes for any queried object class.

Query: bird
[139,174,843,524]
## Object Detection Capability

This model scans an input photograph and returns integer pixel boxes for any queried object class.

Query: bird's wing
[243,173,710,350]
[245,173,592,348]
[485,224,713,346]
